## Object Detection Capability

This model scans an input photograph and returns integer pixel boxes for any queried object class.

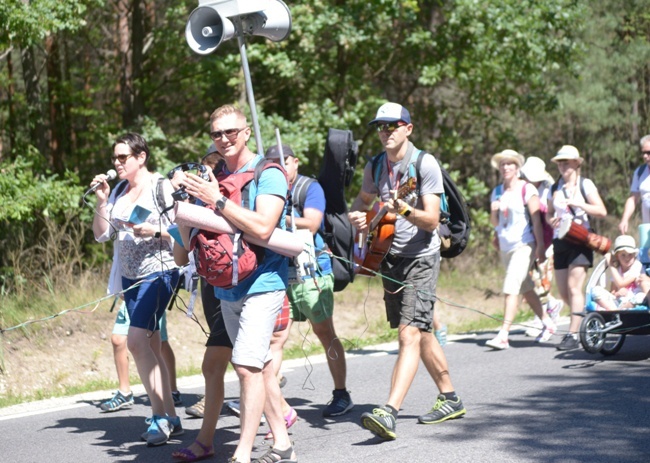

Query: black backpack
[371,150,471,259]
[292,129,358,292]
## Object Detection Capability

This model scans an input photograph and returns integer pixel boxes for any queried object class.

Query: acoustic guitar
[354,178,417,276]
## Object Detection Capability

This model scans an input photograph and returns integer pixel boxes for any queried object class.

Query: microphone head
[106,169,117,181]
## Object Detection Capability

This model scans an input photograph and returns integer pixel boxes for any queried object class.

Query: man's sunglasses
[642,151,650,156]
[111,153,133,163]
[210,127,247,140]
[376,122,406,133]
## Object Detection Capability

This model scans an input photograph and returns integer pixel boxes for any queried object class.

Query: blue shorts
[112,301,169,341]
[122,270,180,332]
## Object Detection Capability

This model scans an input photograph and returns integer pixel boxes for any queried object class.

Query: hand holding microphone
[86,169,117,198]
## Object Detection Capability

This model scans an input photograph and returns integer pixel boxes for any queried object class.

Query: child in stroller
[591,235,645,311]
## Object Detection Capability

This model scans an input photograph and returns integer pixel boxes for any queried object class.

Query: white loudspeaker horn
[185,5,236,55]
[240,0,292,42]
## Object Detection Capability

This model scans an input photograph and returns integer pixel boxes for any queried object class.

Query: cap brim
[368,117,403,125]
[614,246,638,254]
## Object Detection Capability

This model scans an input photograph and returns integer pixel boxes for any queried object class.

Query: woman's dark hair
[112,133,150,163]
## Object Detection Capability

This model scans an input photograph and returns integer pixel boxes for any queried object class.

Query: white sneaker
[536,320,557,343]
[486,335,509,350]
[546,298,563,322]
[525,317,543,337]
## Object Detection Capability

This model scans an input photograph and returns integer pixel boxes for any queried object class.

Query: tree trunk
[46,33,66,174]
[118,0,134,128]
[5,49,16,160]
[20,45,49,160]
[131,0,145,122]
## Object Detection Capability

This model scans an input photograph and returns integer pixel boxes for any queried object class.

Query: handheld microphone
[85,169,117,195]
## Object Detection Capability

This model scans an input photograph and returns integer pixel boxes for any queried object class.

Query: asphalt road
[1,322,649,463]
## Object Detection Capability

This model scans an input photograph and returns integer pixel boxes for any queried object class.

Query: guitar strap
[373,142,417,196]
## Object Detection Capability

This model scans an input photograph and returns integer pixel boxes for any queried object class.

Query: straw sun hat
[490,149,525,170]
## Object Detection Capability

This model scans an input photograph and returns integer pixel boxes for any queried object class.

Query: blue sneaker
[323,389,354,417]
[100,390,134,412]
[145,415,172,446]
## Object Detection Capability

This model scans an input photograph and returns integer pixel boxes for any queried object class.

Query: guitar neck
[369,205,389,231]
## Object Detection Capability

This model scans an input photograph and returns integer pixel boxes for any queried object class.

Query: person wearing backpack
[265,144,353,423]
[176,105,296,463]
[349,102,465,441]
[519,156,564,338]
[90,133,182,446]
[618,135,650,234]
[487,150,557,350]
[547,145,607,351]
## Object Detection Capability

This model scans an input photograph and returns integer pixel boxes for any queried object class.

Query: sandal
[252,446,297,463]
[264,407,298,440]
[172,439,215,462]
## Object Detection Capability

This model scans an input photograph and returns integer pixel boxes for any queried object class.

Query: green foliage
[0,0,97,46]
[0,153,84,223]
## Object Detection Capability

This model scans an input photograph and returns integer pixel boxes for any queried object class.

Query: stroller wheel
[579,312,626,355]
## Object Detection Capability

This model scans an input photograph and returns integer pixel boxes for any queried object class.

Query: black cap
[265,144,295,159]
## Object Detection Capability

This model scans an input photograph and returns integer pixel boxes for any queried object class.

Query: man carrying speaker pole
[265,143,353,425]
[176,105,297,463]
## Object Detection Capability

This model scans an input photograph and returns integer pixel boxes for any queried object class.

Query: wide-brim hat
[613,235,638,254]
[551,145,583,164]
[520,156,553,183]
[491,149,525,170]
[368,102,411,125]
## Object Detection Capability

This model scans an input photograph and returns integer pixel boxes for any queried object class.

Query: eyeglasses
[210,127,247,141]
[376,122,405,133]
[642,151,650,156]
[111,153,133,163]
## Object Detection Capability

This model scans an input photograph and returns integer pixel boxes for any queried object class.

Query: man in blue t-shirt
[265,144,353,419]
[177,105,296,463]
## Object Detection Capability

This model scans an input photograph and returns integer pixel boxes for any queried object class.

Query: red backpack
[191,159,287,288]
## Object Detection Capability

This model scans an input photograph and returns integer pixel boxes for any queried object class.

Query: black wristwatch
[216,195,228,211]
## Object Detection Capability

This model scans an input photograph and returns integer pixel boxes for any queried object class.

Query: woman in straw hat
[546,145,607,351]
[487,150,557,350]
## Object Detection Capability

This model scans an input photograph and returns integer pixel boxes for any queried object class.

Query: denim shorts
[112,301,169,341]
[380,253,439,332]
[122,269,180,332]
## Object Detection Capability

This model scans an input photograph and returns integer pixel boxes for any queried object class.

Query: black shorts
[553,238,593,270]
[200,279,233,348]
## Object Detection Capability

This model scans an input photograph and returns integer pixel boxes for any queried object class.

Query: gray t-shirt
[361,145,444,257]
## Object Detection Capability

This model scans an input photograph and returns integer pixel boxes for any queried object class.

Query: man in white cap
[349,102,465,441]
[618,135,650,234]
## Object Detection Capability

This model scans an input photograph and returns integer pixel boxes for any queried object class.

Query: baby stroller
[580,258,650,356]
